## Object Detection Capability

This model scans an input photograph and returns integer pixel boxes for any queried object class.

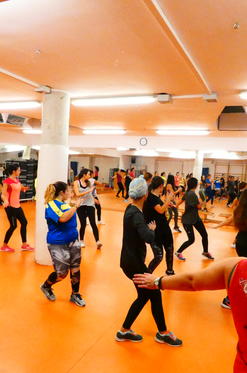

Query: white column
[35,91,70,265]
[193,150,204,181]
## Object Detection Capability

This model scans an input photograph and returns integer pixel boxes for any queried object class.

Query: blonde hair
[44,181,68,204]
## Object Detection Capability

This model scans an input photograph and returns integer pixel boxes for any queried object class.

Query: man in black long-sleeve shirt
[116,177,182,346]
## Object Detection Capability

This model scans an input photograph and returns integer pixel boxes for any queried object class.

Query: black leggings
[125,181,131,200]
[77,205,99,242]
[116,182,124,197]
[168,206,179,228]
[177,219,208,253]
[4,206,27,244]
[122,277,166,332]
[148,227,174,272]
[95,197,101,221]
[227,193,236,206]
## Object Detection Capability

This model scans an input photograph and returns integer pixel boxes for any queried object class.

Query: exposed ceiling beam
[0,67,41,89]
[142,0,212,94]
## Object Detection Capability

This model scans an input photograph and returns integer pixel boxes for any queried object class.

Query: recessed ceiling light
[239,91,247,100]
[0,101,41,110]
[83,129,126,135]
[23,129,42,135]
[72,96,155,107]
[117,147,128,151]
[156,130,209,136]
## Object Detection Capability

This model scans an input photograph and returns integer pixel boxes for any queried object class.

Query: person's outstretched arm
[133,257,243,291]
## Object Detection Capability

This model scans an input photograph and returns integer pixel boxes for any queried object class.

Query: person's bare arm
[133,257,243,291]
[1,183,9,207]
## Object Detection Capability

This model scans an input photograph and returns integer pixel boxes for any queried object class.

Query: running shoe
[21,244,34,251]
[175,252,186,261]
[40,284,56,301]
[166,270,175,276]
[80,241,85,248]
[0,245,15,252]
[221,296,231,310]
[97,220,105,225]
[115,330,143,343]
[70,293,86,307]
[174,227,182,233]
[155,331,183,346]
[202,252,214,260]
[96,241,103,249]
[231,243,236,249]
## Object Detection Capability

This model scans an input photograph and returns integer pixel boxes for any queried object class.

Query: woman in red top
[134,257,247,372]
[1,164,34,252]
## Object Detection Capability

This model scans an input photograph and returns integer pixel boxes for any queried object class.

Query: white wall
[69,156,90,174]
[93,156,119,183]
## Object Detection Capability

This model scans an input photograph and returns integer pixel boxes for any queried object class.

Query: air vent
[5,114,27,126]
[218,106,247,131]
[222,106,245,113]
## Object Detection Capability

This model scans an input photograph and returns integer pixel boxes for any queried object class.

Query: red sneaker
[21,244,35,251]
[0,245,15,253]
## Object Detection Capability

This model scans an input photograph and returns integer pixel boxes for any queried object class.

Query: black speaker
[131,156,136,164]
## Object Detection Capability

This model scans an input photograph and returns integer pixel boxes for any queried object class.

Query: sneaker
[97,220,105,225]
[115,330,143,343]
[40,284,56,301]
[221,296,231,310]
[0,245,15,253]
[70,293,86,307]
[80,241,85,248]
[175,252,186,261]
[231,243,236,249]
[174,227,182,233]
[96,241,103,249]
[21,244,34,251]
[166,270,175,276]
[202,252,214,260]
[155,331,182,346]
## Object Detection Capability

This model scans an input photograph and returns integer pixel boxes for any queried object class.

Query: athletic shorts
[48,240,81,275]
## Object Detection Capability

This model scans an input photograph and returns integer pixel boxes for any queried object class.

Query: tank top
[77,180,95,207]
[228,259,247,372]
[3,177,21,208]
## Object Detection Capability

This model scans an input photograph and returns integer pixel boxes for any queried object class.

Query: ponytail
[44,181,68,204]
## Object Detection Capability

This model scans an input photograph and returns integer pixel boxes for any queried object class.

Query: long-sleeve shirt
[120,204,154,277]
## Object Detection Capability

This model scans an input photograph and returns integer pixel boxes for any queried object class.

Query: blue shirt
[45,200,78,245]
[214,180,221,189]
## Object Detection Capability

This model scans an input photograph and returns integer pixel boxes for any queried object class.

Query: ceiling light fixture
[69,150,80,155]
[72,96,156,107]
[156,130,210,136]
[239,91,247,100]
[169,151,196,159]
[83,129,126,135]
[0,101,41,110]
[117,147,129,151]
[23,129,42,135]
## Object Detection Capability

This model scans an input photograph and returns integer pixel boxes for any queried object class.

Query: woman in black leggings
[175,177,214,261]
[165,175,182,232]
[0,163,33,252]
[116,177,182,346]
[74,168,102,250]
[143,176,175,275]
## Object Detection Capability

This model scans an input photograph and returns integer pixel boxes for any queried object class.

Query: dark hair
[166,174,175,190]
[6,163,20,176]
[144,172,153,182]
[44,181,68,204]
[94,166,99,172]
[78,168,90,185]
[234,190,247,231]
[187,177,198,191]
[161,172,165,176]
[149,176,164,191]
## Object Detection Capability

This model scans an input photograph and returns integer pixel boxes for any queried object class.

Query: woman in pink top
[134,257,247,372]
[1,164,34,252]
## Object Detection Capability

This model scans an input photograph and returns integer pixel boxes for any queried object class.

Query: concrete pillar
[193,150,204,181]
[35,91,70,265]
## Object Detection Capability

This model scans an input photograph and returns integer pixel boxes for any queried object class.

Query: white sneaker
[97,220,105,225]
[231,243,236,248]
[96,241,103,249]
[80,241,85,248]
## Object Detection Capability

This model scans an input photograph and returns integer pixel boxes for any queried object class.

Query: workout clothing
[3,177,21,208]
[182,190,200,225]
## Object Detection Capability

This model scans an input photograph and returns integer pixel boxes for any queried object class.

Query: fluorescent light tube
[72,96,155,107]
[0,101,41,110]
[239,91,247,100]
[156,130,209,136]
[23,129,42,135]
[83,129,126,135]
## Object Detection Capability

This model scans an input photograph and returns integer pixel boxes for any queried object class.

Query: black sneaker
[221,296,231,310]
[166,270,175,276]
[202,252,214,260]
[40,284,56,301]
[115,330,143,343]
[155,331,182,346]
[70,293,86,307]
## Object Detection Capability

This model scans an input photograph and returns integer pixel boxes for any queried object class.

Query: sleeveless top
[228,259,247,372]
[77,180,95,207]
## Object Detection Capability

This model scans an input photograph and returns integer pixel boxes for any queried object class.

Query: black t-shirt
[182,190,200,225]
[143,193,168,227]
[220,178,225,187]
[120,204,155,277]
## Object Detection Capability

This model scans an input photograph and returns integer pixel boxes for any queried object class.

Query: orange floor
[0,195,238,373]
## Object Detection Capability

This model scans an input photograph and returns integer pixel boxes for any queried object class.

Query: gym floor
[0,195,238,373]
